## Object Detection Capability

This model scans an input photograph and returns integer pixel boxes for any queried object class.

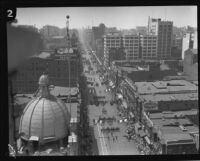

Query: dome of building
[19,74,71,144]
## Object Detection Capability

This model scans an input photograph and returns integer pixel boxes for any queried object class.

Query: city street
[85,50,139,155]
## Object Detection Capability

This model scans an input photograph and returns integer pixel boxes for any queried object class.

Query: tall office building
[193,31,198,49]
[148,17,173,59]
[103,32,122,66]
[182,33,191,60]
[183,49,198,81]
[140,35,157,60]
[103,33,158,66]
[182,32,197,60]
[123,34,140,60]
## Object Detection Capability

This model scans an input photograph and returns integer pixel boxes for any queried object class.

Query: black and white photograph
[6,5,198,156]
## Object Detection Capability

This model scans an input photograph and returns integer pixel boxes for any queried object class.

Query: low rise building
[143,111,199,154]
[117,79,198,121]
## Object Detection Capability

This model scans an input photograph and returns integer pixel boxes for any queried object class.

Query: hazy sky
[16,6,197,29]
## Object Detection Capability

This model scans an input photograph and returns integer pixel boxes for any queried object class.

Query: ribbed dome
[19,95,70,143]
[19,74,71,144]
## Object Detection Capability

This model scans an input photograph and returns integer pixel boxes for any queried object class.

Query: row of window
[124,40,139,43]
[142,53,156,56]
[125,45,139,47]
[106,40,121,43]
[142,51,157,53]
[142,40,157,43]
[126,50,139,52]
[105,41,157,45]
[106,45,121,48]
[142,46,157,49]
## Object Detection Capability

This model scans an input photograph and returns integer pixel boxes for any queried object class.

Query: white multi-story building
[123,34,140,60]
[193,31,198,49]
[103,33,122,66]
[103,33,158,66]
[140,35,157,59]
[182,33,191,60]
[181,32,198,60]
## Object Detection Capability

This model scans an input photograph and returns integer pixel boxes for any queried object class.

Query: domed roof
[19,74,71,144]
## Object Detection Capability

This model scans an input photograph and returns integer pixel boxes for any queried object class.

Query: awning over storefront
[144,136,151,144]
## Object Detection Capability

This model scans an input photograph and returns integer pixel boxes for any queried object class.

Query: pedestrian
[113,136,115,142]
[115,136,118,141]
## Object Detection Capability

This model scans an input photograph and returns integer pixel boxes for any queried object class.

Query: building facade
[148,17,173,59]
[123,34,140,60]
[12,50,81,94]
[181,31,198,60]
[140,35,157,60]
[103,33,122,66]
[104,33,158,66]
[183,49,198,81]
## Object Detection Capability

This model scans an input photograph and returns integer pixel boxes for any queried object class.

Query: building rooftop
[104,33,122,37]
[141,92,198,102]
[15,94,33,105]
[191,81,198,86]
[161,133,194,145]
[50,86,79,96]
[32,52,51,59]
[135,80,198,95]
[149,110,198,119]
[150,116,199,144]
[118,65,149,73]
[64,48,73,54]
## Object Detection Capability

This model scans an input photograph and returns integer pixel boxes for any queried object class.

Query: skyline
[16,6,197,29]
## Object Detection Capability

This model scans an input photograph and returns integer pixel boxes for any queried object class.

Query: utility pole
[66,15,71,114]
